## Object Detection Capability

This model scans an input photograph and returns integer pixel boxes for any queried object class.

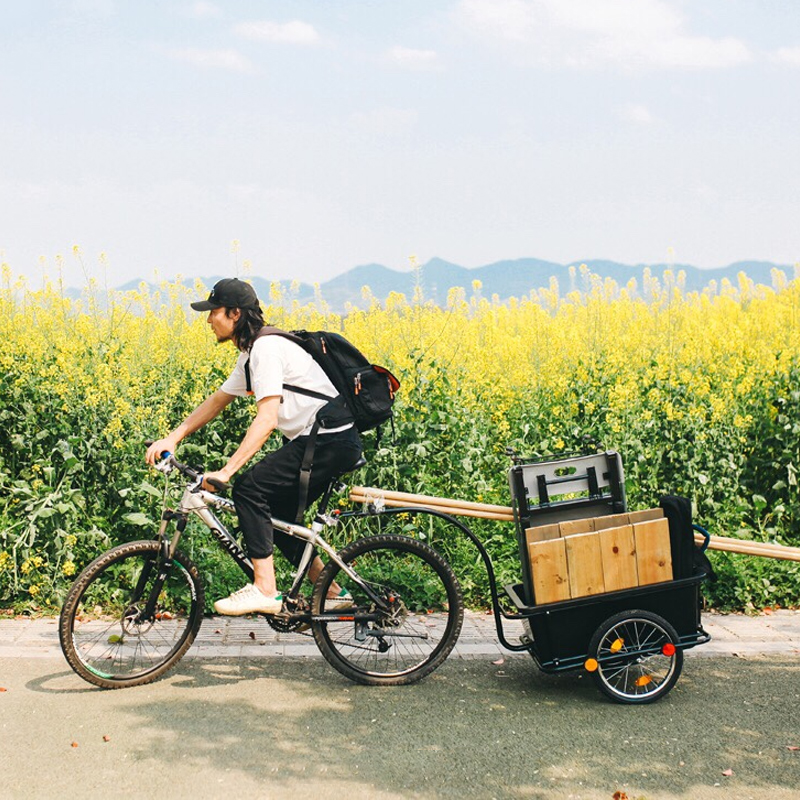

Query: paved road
[2,609,800,659]
[1,611,798,799]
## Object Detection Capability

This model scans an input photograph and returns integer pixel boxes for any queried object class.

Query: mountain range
[118,256,795,312]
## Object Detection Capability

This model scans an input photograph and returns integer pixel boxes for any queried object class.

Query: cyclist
[145,278,363,616]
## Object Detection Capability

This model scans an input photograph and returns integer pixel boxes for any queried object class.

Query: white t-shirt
[221,336,350,440]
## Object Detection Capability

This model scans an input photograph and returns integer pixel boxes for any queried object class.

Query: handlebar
[145,441,232,492]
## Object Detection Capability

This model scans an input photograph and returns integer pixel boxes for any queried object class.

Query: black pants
[232,426,363,565]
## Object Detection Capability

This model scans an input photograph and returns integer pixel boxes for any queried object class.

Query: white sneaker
[214,584,283,616]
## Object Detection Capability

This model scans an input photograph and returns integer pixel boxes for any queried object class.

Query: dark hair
[229,306,265,351]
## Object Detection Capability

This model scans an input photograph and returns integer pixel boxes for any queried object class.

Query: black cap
[190,278,261,311]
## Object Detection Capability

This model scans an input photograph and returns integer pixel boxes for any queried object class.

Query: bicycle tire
[588,609,684,704]
[311,534,464,686]
[59,540,204,689]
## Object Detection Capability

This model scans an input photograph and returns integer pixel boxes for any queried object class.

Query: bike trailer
[502,451,711,703]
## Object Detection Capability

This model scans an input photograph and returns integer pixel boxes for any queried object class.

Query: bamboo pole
[348,493,516,521]
[694,533,800,562]
[349,486,513,515]
[349,486,800,562]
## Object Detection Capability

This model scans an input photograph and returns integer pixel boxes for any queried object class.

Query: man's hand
[146,437,179,466]
[202,469,233,492]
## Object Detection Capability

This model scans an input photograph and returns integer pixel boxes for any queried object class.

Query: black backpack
[244,327,400,435]
[244,327,400,521]
[659,495,717,581]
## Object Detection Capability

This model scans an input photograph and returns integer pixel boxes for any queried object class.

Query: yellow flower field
[1,263,799,611]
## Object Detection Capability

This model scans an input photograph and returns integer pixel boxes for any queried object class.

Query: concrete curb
[1,609,798,661]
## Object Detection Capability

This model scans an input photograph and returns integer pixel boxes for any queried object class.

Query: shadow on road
[11,655,800,798]
[92,657,800,797]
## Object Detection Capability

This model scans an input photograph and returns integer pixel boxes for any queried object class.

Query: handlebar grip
[206,477,232,493]
[144,440,172,460]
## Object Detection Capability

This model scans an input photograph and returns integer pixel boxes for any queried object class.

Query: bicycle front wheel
[59,540,204,689]
[311,534,464,686]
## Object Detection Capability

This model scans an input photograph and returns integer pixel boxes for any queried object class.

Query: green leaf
[138,481,163,499]
[123,512,153,527]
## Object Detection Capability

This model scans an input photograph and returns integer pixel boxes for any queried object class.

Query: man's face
[207,307,239,343]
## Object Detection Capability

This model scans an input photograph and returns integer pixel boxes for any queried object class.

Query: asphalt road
[1,654,798,800]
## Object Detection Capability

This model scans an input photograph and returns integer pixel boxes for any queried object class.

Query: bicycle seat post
[312,455,367,521]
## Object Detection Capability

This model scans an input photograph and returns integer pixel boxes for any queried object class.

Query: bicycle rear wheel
[311,534,464,686]
[59,540,203,689]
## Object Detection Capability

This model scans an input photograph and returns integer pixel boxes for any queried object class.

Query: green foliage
[2,277,799,615]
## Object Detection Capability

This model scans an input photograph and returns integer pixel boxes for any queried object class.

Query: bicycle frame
[156,470,393,623]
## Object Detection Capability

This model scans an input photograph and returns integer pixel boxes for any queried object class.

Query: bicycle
[59,451,464,689]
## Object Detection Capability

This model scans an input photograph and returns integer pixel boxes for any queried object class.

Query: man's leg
[270,427,363,601]
[214,444,301,615]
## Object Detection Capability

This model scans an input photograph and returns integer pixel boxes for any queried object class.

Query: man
[145,278,363,615]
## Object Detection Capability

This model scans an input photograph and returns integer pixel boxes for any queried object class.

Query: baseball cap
[190,278,261,311]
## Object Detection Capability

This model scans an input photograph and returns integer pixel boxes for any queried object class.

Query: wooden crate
[525,507,671,604]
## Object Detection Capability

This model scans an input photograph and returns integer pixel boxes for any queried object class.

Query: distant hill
[114,257,795,312]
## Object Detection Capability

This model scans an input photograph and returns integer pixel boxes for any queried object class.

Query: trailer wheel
[586,609,683,704]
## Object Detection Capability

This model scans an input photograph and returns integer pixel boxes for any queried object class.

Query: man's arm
[202,395,281,489]
[145,389,236,465]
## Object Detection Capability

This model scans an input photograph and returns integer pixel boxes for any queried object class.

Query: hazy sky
[2,0,799,288]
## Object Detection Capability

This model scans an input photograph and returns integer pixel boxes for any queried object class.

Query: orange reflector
[610,638,625,653]
[584,658,599,672]
[635,675,653,687]
[662,643,676,657]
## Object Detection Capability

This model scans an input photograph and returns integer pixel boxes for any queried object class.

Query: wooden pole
[348,492,515,521]
[349,486,514,515]
[694,533,800,562]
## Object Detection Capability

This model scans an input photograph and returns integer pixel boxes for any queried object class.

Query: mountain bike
[59,451,464,689]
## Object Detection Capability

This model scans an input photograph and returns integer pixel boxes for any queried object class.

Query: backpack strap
[296,421,320,523]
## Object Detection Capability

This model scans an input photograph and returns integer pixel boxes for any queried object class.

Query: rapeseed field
[1,261,798,612]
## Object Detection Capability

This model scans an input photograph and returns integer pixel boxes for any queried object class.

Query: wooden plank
[528,539,571,604]
[592,513,631,531]
[598,525,639,592]
[634,519,673,584]
[559,518,595,537]
[564,532,606,599]
[628,508,664,524]
[525,523,561,545]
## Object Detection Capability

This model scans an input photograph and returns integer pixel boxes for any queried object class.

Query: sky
[2,0,800,289]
